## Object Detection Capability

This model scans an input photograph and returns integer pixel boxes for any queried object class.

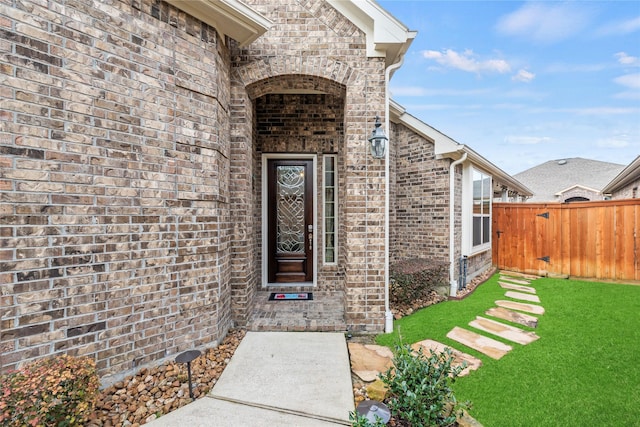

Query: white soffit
[165,0,272,47]
[602,155,640,194]
[327,0,416,67]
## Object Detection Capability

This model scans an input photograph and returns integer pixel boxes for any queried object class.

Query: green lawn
[376,274,640,427]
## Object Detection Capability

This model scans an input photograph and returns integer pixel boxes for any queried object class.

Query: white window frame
[462,164,492,255]
[323,155,338,265]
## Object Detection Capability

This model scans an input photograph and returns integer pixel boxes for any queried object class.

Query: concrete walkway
[148,332,354,426]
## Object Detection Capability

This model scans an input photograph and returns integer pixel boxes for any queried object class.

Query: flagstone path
[348,271,546,407]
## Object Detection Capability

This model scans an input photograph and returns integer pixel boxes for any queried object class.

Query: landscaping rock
[446,327,512,360]
[504,291,541,303]
[469,316,539,345]
[485,306,538,328]
[90,329,245,426]
[365,378,388,401]
[496,300,545,315]
[348,343,394,382]
[411,339,482,377]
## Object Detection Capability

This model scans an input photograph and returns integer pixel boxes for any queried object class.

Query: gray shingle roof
[514,157,626,202]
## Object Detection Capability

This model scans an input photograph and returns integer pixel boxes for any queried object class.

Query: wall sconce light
[368,115,388,159]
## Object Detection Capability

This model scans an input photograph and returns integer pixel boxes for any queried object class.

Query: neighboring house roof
[514,157,626,202]
[602,155,640,194]
[390,100,532,197]
[165,0,273,47]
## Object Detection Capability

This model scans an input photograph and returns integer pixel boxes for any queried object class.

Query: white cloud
[496,3,593,44]
[504,135,550,145]
[615,52,640,66]
[422,49,511,74]
[512,69,535,83]
[614,73,640,89]
[596,16,640,37]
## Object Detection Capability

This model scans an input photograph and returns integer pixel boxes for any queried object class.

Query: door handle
[307,224,313,250]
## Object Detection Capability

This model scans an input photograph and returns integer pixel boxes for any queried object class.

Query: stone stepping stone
[499,276,532,285]
[411,339,482,377]
[348,343,393,382]
[505,290,541,303]
[500,270,539,280]
[469,316,540,345]
[499,281,536,294]
[446,326,512,360]
[496,300,545,315]
[485,306,539,328]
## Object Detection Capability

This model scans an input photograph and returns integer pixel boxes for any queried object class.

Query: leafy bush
[0,354,100,426]
[390,258,448,306]
[380,344,469,427]
[349,411,387,427]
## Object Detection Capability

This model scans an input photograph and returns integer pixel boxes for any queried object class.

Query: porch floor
[247,290,347,332]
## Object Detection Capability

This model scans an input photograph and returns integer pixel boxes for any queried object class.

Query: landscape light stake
[175,349,201,401]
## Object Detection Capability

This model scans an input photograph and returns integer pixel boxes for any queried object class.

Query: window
[323,155,337,264]
[472,168,491,248]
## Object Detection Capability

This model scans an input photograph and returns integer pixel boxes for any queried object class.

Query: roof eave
[390,100,533,197]
[327,0,416,67]
[602,155,640,193]
[164,0,272,47]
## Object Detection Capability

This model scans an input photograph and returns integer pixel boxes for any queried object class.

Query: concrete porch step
[485,306,539,328]
[247,291,347,332]
[499,281,536,294]
[469,316,540,345]
[504,290,541,303]
[496,300,545,315]
[446,326,512,360]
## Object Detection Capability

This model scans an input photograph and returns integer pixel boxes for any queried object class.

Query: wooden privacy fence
[492,200,640,282]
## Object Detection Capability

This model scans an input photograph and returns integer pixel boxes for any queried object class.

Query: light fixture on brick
[368,115,388,159]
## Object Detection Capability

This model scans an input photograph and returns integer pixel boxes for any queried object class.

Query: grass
[375,273,640,427]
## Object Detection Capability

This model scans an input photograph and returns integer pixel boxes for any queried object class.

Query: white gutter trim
[449,152,467,297]
[384,54,405,334]
[165,0,272,47]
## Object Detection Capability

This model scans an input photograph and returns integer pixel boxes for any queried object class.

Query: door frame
[261,153,318,287]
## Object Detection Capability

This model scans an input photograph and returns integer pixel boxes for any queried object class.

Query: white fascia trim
[390,100,533,197]
[165,0,272,47]
[555,184,601,196]
[327,0,416,67]
[602,155,640,193]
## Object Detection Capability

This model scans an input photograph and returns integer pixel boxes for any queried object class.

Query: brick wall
[1,0,232,381]
[230,0,388,332]
[610,179,639,200]
[390,123,451,264]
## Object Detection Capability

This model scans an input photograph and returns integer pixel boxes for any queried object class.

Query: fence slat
[493,200,639,282]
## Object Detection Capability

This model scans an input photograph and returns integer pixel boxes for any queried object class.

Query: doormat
[268,292,313,301]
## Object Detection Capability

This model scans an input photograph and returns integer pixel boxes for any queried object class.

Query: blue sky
[379,1,640,174]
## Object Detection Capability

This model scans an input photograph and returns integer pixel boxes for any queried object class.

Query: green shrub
[380,344,469,427]
[390,258,448,306]
[349,411,387,427]
[0,354,100,426]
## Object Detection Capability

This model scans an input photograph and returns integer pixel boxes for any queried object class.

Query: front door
[267,159,314,283]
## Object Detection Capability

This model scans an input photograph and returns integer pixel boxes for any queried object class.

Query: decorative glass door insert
[267,159,314,283]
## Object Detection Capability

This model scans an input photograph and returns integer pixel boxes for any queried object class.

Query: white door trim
[261,154,318,287]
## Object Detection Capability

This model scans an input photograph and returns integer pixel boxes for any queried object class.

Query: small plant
[349,410,387,427]
[0,354,100,426]
[380,344,469,427]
